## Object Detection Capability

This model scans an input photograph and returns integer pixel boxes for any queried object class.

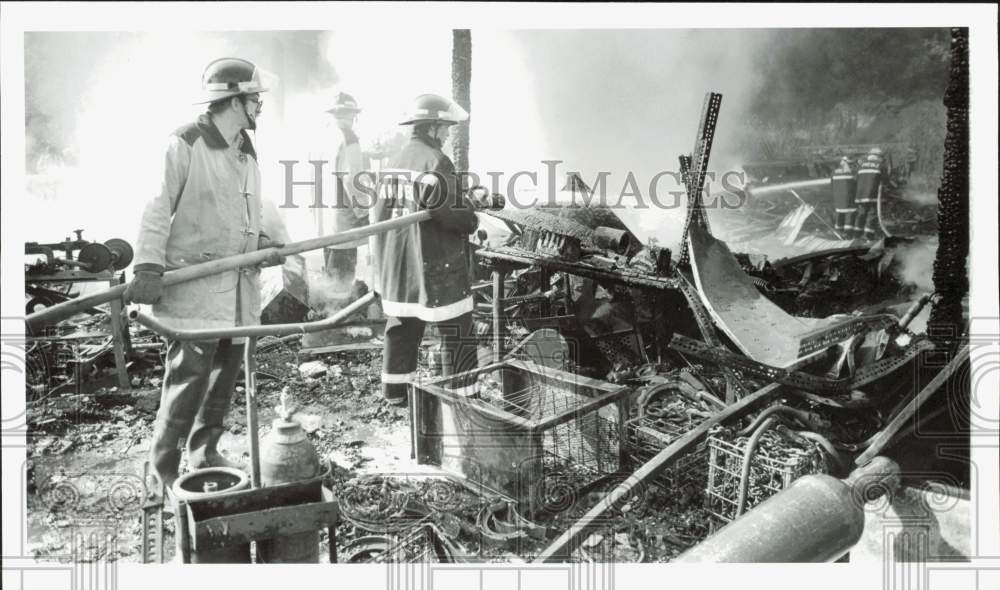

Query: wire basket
[705,427,826,527]
[625,403,707,499]
[412,359,629,517]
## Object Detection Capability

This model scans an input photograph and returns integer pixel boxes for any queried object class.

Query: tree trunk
[928,28,970,349]
[451,29,472,186]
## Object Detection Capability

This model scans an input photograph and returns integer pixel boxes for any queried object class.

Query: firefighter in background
[126,58,285,488]
[854,146,890,240]
[322,92,369,287]
[831,157,857,236]
[371,94,480,405]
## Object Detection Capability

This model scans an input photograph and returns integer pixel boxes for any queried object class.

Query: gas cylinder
[257,414,322,563]
[675,456,899,562]
[172,467,251,563]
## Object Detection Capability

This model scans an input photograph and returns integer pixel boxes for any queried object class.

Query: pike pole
[25,211,432,332]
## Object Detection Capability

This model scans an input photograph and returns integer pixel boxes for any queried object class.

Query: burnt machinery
[26,229,133,277]
[25,230,135,389]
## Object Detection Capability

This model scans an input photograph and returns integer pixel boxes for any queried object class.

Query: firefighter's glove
[125,268,165,305]
[257,236,286,268]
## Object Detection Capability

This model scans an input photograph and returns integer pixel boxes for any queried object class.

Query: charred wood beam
[451,29,472,178]
[928,28,969,349]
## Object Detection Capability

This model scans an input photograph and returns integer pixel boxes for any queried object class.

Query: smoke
[893,237,938,294]
[465,30,771,253]
[902,188,940,207]
[23,31,326,245]
[32,30,947,266]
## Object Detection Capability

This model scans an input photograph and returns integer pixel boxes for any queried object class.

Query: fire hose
[735,416,779,517]
[25,211,433,332]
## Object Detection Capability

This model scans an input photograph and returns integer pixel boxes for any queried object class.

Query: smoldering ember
[21,28,974,566]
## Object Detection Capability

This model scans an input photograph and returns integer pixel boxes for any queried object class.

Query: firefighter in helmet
[322,92,369,288]
[371,94,480,405]
[126,57,285,488]
[831,156,857,236]
[854,146,889,240]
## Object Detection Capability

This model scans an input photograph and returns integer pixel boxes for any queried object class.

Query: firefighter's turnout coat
[855,159,886,205]
[831,169,857,213]
[328,124,369,248]
[370,132,479,322]
[135,114,270,330]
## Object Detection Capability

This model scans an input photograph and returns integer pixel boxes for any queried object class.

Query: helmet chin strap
[430,124,450,149]
[239,96,257,131]
[244,107,257,131]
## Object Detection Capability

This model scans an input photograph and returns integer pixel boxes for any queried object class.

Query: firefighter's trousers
[855,202,880,238]
[381,312,477,403]
[149,338,244,486]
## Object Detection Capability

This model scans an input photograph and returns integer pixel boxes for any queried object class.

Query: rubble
[298,360,328,379]
[24,78,960,565]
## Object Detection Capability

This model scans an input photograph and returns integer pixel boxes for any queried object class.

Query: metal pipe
[675,456,900,562]
[735,416,779,517]
[244,337,261,488]
[26,211,430,331]
[130,292,376,341]
[899,292,934,330]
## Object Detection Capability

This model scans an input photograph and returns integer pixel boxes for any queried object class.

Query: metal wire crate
[624,402,708,498]
[412,359,630,517]
[705,428,826,527]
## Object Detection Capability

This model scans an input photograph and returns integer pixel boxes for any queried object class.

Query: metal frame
[174,477,339,563]
[411,358,631,516]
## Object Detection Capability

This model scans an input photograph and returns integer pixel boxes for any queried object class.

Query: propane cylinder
[675,457,900,562]
[172,467,251,563]
[257,414,322,563]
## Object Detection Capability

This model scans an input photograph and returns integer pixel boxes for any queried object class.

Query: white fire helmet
[400,94,469,126]
[195,57,273,105]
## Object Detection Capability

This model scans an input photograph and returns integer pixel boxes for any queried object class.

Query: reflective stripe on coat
[370,132,478,322]
[831,173,857,212]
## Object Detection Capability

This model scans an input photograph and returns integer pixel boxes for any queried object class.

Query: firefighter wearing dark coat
[854,147,888,240]
[371,94,479,405]
[831,157,857,234]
